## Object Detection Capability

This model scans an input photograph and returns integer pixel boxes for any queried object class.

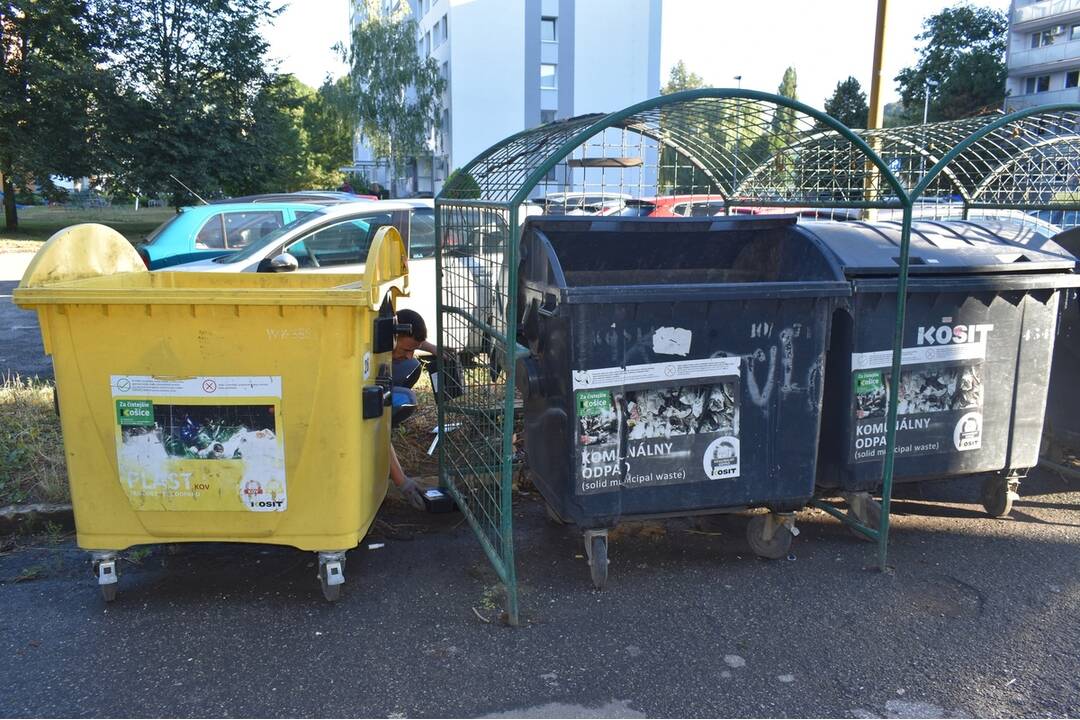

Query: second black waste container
[515,215,850,587]
[1038,226,1080,472]
[809,218,1079,524]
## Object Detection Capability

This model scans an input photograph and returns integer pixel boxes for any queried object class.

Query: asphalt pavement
[1,248,1078,717]
[1,470,1078,718]
[0,252,51,379]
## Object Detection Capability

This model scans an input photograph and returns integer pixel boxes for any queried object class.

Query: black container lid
[797,219,1077,276]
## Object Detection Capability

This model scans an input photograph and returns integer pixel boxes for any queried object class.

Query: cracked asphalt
[1,470,1078,718]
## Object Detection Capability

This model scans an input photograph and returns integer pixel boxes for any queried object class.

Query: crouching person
[389,308,437,510]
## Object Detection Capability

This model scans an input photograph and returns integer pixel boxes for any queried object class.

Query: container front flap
[18,223,146,291]
[799,219,1078,276]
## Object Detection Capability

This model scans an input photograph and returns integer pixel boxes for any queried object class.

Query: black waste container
[810,218,1080,523]
[1039,227,1080,471]
[515,215,850,587]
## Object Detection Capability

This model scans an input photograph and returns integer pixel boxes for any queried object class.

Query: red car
[645,195,727,217]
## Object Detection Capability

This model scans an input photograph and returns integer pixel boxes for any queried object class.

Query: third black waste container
[515,215,850,587]
[809,218,1079,523]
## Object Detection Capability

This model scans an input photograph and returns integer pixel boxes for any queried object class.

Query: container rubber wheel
[981,477,1015,518]
[589,535,608,590]
[746,514,793,560]
[100,583,117,603]
[320,570,341,602]
[847,498,882,542]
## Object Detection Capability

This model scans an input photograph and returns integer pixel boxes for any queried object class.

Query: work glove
[399,476,426,511]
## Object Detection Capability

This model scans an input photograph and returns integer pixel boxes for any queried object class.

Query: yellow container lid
[15,223,408,310]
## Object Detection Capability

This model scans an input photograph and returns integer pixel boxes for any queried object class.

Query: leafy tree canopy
[894,4,1007,122]
[100,0,280,203]
[0,0,112,227]
[824,76,869,129]
[345,0,444,170]
[662,60,705,95]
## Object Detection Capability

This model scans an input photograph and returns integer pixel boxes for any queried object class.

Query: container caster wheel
[584,530,608,590]
[844,493,881,542]
[317,552,346,602]
[982,476,1020,518]
[91,552,118,602]
[747,513,794,560]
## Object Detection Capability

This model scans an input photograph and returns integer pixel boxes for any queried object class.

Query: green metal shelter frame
[434,89,1080,624]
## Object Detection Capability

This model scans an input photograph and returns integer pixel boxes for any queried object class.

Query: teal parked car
[136,202,323,269]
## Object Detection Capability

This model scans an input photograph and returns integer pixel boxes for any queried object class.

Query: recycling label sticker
[573,358,742,495]
[110,375,287,512]
[851,343,986,463]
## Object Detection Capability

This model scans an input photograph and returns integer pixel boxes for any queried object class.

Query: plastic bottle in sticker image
[953,412,983,451]
[703,436,740,480]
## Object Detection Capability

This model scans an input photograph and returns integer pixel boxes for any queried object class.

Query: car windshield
[143,213,185,245]
[216,209,331,263]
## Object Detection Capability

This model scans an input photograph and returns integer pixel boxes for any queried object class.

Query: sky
[264,0,1011,108]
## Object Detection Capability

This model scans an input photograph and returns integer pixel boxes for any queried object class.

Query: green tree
[662,60,705,95]
[0,0,111,229]
[101,0,280,203]
[824,76,869,128]
[303,77,356,187]
[344,0,444,182]
[894,4,1007,122]
[747,67,800,166]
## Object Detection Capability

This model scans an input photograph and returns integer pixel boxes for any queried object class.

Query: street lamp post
[922,78,938,125]
[733,75,743,197]
[920,79,939,179]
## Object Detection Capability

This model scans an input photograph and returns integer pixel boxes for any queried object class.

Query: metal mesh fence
[435,90,1080,622]
[435,200,519,617]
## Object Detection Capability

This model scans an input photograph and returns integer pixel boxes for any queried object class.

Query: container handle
[362,225,410,310]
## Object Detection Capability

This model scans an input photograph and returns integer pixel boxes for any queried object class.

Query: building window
[1032,29,1056,48]
[1026,75,1051,94]
[433,19,443,47]
[541,16,557,42]
[540,109,556,124]
[421,0,429,16]
[424,31,431,56]
[440,61,448,82]
[1067,71,1080,89]
[540,63,557,89]
[442,14,448,41]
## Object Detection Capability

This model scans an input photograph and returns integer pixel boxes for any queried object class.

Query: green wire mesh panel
[435,91,1080,620]
[435,90,906,623]
[755,108,1080,225]
[434,199,520,620]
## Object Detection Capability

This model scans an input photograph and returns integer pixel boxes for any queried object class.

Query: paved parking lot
[0,252,51,379]
[1,248,1078,718]
[1,470,1078,718]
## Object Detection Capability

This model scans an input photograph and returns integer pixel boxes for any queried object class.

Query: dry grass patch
[0,376,68,505]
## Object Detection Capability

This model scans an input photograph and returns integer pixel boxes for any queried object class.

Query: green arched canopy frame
[435,89,1080,624]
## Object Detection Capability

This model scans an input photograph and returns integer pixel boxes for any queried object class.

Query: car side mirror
[268,252,299,272]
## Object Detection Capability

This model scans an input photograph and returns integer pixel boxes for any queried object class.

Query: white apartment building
[347,0,663,196]
[1005,0,1080,110]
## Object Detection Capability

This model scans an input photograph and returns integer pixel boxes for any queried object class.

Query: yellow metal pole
[868,0,888,130]
[864,0,888,221]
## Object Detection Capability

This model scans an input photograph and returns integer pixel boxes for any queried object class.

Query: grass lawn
[0,376,67,506]
[0,206,175,253]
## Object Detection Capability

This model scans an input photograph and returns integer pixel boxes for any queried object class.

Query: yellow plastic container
[15,223,409,599]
